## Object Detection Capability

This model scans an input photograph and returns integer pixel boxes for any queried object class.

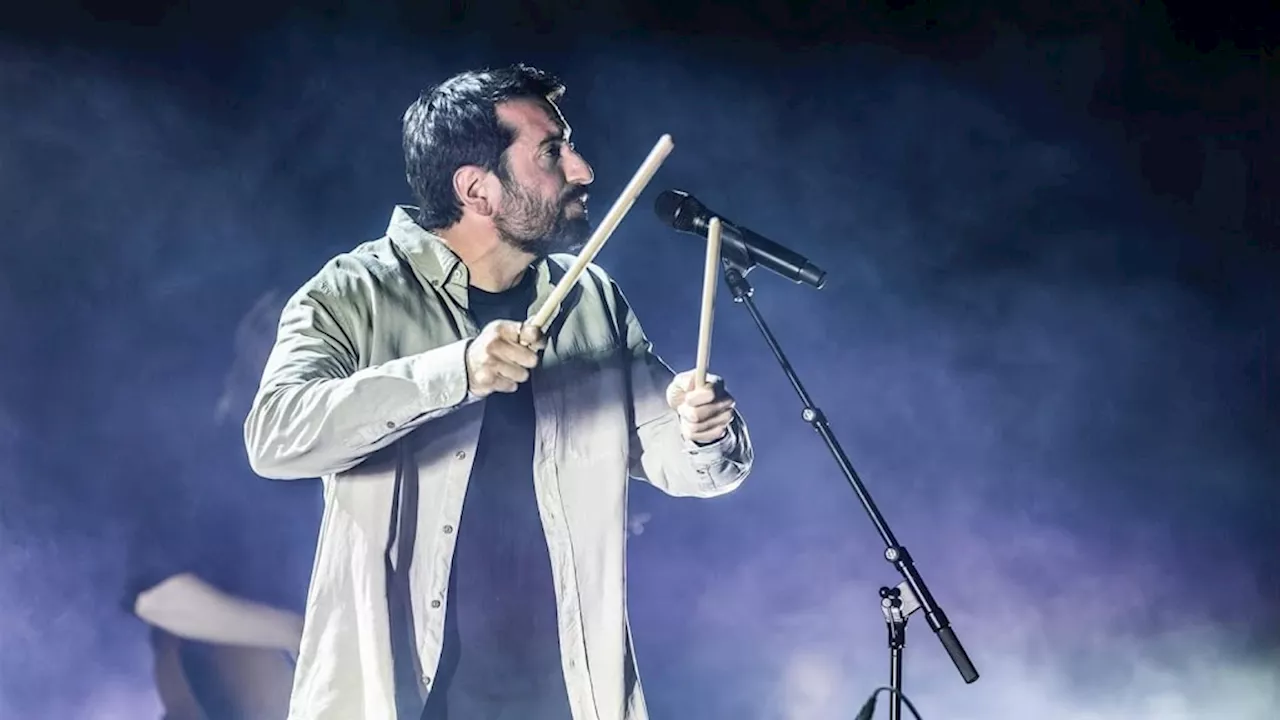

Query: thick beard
[494,181,591,257]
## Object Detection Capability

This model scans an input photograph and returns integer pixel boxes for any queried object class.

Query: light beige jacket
[244,207,753,720]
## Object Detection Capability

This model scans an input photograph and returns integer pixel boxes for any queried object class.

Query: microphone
[653,189,827,289]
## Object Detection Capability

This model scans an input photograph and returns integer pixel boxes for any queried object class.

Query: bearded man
[245,64,753,720]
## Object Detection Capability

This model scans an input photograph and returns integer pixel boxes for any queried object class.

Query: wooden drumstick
[693,217,722,388]
[527,133,675,332]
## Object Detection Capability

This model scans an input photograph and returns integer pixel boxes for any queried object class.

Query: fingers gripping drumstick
[527,134,675,333]
[693,217,722,388]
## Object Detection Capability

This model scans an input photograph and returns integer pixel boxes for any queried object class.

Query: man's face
[491,98,595,256]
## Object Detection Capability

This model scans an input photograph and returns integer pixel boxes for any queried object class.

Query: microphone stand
[719,250,980,719]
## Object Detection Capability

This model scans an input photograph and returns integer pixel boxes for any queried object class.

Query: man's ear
[452,165,498,218]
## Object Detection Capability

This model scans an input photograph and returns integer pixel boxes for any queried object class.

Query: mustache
[561,186,589,205]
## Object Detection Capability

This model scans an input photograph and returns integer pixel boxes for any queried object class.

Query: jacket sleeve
[243,258,475,480]
[612,281,753,498]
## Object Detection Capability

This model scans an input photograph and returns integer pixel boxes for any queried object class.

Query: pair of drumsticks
[526,134,721,388]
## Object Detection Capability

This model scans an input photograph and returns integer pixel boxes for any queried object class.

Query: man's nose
[563,145,594,185]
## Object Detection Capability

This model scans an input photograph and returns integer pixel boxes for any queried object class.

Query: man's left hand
[666,371,736,444]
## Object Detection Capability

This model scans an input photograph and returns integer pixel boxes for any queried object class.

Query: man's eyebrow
[538,126,572,147]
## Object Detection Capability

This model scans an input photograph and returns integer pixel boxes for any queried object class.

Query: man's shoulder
[301,236,405,297]
[543,255,643,328]
[546,253,619,288]
[329,236,404,278]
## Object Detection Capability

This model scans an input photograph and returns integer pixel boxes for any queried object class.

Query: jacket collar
[384,205,567,325]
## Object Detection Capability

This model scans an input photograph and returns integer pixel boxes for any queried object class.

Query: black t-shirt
[422,269,571,720]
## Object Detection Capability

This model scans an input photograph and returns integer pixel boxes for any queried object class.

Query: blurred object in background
[129,573,301,720]
[215,291,287,426]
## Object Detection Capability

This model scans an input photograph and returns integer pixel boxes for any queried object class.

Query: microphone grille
[653,189,696,231]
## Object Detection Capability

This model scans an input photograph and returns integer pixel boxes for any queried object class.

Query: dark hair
[403,64,566,231]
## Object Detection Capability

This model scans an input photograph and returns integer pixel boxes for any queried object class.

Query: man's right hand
[465,320,546,397]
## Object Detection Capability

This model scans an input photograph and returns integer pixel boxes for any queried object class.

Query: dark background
[1,1,1276,717]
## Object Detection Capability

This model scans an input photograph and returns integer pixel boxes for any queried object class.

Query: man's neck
[434,223,535,292]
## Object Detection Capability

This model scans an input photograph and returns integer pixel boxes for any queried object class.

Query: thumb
[517,322,547,350]
[492,320,524,342]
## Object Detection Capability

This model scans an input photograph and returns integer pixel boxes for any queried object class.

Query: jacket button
[455,450,467,460]
[443,525,453,534]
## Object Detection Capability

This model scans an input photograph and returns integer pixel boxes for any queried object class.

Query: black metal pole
[720,259,980,692]
[882,586,907,720]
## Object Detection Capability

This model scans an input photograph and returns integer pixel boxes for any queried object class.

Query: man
[244,64,753,720]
